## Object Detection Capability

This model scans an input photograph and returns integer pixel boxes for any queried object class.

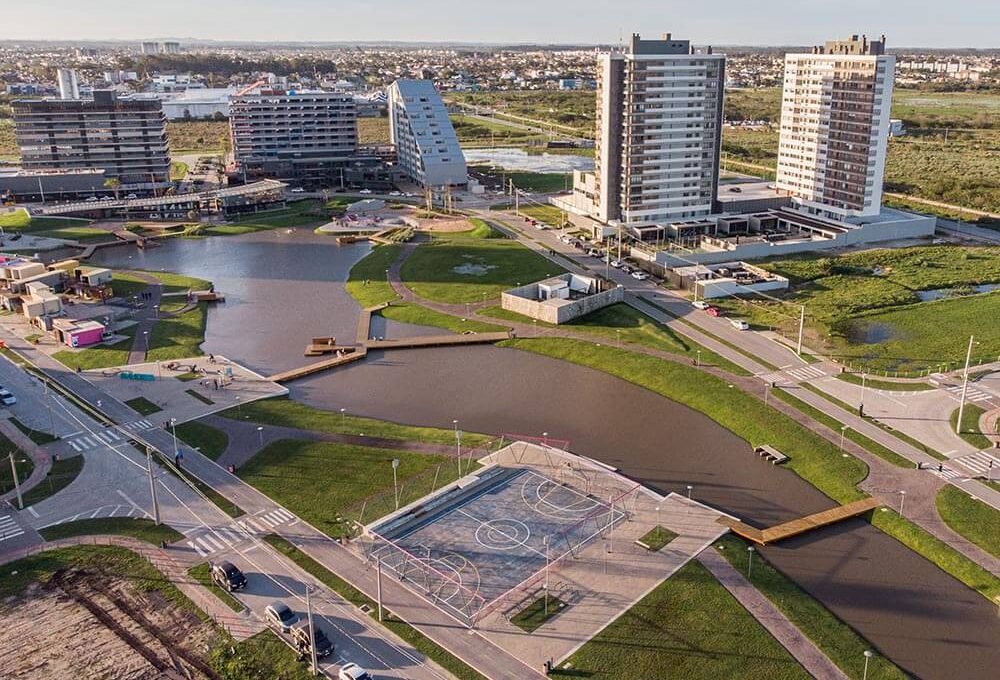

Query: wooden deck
[719,497,880,545]
[267,348,368,383]
[366,331,511,350]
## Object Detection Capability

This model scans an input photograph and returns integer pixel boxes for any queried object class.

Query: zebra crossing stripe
[263,510,285,526]
[106,430,121,441]
[0,515,25,541]
[68,440,82,452]
[273,508,294,521]
[204,534,227,551]
[218,528,240,545]
[188,540,208,557]
[194,537,217,553]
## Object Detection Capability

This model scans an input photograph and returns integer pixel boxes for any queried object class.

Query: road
[0,325,544,680]
[478,207,1000,513]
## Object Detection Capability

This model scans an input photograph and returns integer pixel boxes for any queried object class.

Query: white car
[692,300,710,310]
[631,271,649,281]
[358,189,373,195]
[263,602,299,632]
[389,191,402,196]
[85,196,99,202]
[338,663,372,680]
[609,259,623,268]
[0,389,16,406]
[100,196,113,201]
[290,187,305,193]
[125,193,138,199]
[730,319,750,331]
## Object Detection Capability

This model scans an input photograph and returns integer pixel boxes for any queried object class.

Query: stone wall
[501,285,624,324]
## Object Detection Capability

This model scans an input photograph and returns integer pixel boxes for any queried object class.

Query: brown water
[94,232,1000,680]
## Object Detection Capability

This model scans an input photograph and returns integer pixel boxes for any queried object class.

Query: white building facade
[594,34,725,228]
[775,35,895,219]
[388,79,467,188]
[57,69,79,100]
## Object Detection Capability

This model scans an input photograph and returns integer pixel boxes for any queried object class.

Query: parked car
[338,663,372,680]
[358,189,373,195]
[705,307,722,317]
[85,196,99,202]
[609,259,623,269]
[290,187,306,194]
[100,196,113,201]
[692,300,709,310]
[631,271,649,280]
[730,319,750,330]
[125,193,138,199]
[292,624,334,659]
[211,561,247,592]
[264,602,299,632]
[621,265,634,274]
[0,388,16,406]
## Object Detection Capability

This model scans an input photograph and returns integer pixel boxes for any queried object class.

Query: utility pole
[146,447,160,525]
[8,452,23,510]
[306,586,318,676]
[796,305,805,356]
[513,183,520,217]
[376,555,384,621]
[956,335,976,434]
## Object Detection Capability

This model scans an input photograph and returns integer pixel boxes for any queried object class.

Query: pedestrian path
[64,420,155,452]
[184,506,296,558]
[943,384,997,406]
[0,514,25,543]
[951,450,1000,478]
[38,502,152,529]
[926,465,966,481]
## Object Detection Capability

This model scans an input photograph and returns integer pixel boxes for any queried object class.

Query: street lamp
[839,425,848,452]
[7,452,26,509]
[956,335,979,434]
[340,407,346,426]
[542,432,548,446]
[143,330,149,350]
[256,426,264,446]
[899,490,907,518]
[747,546,755,578]
[391,458,400,509]
[686,484,693,501]
[696,349,701,367]
[862,650,874,680]
[170,418,178,458]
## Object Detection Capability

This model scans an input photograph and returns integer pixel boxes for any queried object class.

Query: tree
[103,178,121,199]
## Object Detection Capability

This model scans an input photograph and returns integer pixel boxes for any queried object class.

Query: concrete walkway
[0,416,52,506]
[698,548,849,680]
[0,533,265,641]
[126,271,163,365]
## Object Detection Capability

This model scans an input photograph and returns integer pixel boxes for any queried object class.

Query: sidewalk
[698,548,848,680]
[0,415,52,505]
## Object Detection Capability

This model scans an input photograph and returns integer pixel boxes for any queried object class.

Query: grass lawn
[470,167,571,193]
[175,420,229,461]
[871,507,1000,600]
[226,200,327,230]
[0,208,94,234]
[357,116,391,144]
[237,439,457,538]
[21,455,85,507]
[715,535,908,680]
[219,395,494,448]
[52,327,136,370]
[188,562,244,612]
[186,388,215,405]
[169,160,189,181]
[637,525,677,551]
[504,337,868,504]
[166,120,229,153]
[451,114,546,146]
[379,302,510,334]
[210,629,316,680]
[9,416,59,444]
[510,594,567,633]
[263,535,487,680]
[835,372,935,391]
[554,559,809,679]
[517,204,569,227]
[39,517,184,545]
[125,396,162,416]
[936,486,1000,558]
[147,304,207,361]
[345,244,403,307]
[402,237,565,303]
[950,404,991,449]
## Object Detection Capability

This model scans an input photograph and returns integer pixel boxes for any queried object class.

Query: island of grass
[553,559,810,679]
[111,269,211,301]
[237,439,468,539]
[0,208,110,243]
[379,302,510,334]
[345,243,403,307]
[147,304,208,362]
[125,396,162,416]
[9,416,59,444]
[935,486,1000,559]
[174,420,229,461]
[20,455,85,507]
[38,517,184,545]
[950,404,991,450]
[401,236,566,303]
[510,593,567,632]
[516,204,569,227]
[708,245,1000,374]
[834,372,935,391]
[203,199,329,235]
[637,525,677,551]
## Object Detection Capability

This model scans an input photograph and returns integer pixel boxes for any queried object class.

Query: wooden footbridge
[718,497,880,545]
[267,303,513,383]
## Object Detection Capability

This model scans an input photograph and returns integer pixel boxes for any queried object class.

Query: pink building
[52,318,110,348]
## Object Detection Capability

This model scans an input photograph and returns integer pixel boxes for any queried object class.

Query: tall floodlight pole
[146,447,160,525]
[956,335,976,434]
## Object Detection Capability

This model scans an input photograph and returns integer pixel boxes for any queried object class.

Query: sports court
[363,464,632,625]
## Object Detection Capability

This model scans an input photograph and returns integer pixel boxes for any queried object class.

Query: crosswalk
[951,450,1000,478]
[761,364,827,385]
[927,465,966,481]
[185,507,297,557]
[41,503,151,529]
[943,384,997,405]
[64,419,156,452]
[0,514,25,543]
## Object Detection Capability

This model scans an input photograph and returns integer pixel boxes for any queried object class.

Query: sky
[2,0,997,48]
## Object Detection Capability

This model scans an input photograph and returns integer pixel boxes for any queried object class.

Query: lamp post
[8,452,24,510]
[392,458,400,509]
[839,425,848,452]
[453,420,462,474]
[170,418,178,458]
[747,546,755,579]
[862,650,874,680]
[686,484,693,501]
[696,349,701,368]
[256,426,264,446]
[956,335,978,434]
[899,490,907,518]
[340,408,346,426]
[305,585,318,676]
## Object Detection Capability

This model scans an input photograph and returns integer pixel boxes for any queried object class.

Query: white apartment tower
[776,35,895,219]
[57,68,79,100]
[595,34,725,227]
[388,79,467,188]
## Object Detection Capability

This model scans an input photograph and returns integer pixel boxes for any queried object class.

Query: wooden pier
[719,497,880,545]
[267,347,368,383]
[367,331,511,350]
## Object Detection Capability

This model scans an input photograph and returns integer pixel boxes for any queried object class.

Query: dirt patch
[0,569,217,679]
[415,216,475,232]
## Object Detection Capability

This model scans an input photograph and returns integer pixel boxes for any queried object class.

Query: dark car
[211,561,247,592]
[292,624,334,658]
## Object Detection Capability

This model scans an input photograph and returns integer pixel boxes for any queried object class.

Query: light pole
[839,425,848,452]
[656,505,661,527]
[899,489,907,518]
[8,452,24,510]
[696,349,701,367]
[686,484,693,501]
[796,305,805,356]
[543,535,550,617]
[862,650,874,680]
[747,546,755,579]
[305,585,318,676]
[764,381,771,407]
[860,373,868,414]
[392,458,400,509]
[340,408,346,426]
[143,330,149,350]
[542,432,548,446]
[170,418,178,458]
[146,447,160,525]
[956,335,978,434]
[453,420,462,474]
[256,426,264,446]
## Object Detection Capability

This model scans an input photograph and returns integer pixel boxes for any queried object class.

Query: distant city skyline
[2,0,998,48]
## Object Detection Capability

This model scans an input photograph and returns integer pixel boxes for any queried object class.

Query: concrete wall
[502,285,624,324]
[652,213,936,267]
